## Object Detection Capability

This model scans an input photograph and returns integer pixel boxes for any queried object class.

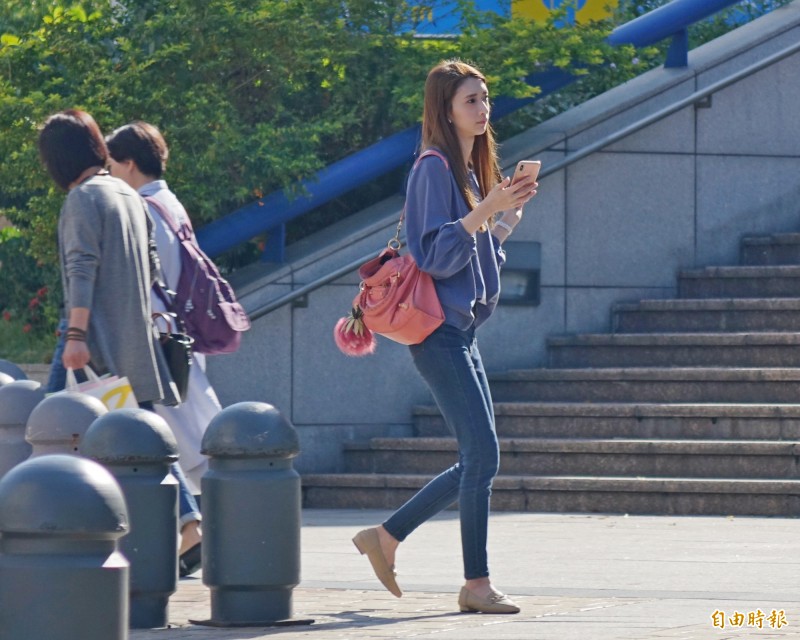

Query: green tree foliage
[5,0,777,347]
[0,1,644,265]
[497,0,793,137]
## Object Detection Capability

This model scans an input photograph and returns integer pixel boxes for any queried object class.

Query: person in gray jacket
[38,109,178,405]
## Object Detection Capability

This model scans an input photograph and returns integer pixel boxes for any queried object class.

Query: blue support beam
[196,126,421,258]
[262,223,286,263]
[665,28,689,68]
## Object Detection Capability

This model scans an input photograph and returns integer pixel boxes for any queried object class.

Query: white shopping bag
[66,367,138,410]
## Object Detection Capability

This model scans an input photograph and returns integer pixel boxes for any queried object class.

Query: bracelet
[65,327,87,342]
[494,220,514,235]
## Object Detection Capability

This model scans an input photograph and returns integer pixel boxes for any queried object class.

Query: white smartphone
[511,160,541,185]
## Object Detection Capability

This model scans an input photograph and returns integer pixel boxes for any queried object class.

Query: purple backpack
[146,196,251,355]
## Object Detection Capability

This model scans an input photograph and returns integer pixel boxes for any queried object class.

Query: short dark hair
[106,121,169,179]
[38,110,109,191]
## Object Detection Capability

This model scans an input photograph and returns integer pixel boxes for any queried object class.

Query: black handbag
[152,311,194,402]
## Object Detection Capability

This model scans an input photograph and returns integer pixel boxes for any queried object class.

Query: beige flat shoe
[352,527,402,598]
[458,586,520,614]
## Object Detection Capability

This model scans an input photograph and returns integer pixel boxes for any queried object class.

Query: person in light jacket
[106,121,223,576]
[106,122,222,493]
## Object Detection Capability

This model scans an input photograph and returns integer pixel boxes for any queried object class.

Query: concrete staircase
[302,231,800,515]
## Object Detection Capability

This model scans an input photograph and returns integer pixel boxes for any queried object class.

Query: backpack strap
[144,196,186,315]
[391,149,450,248]
[144,195,194,240]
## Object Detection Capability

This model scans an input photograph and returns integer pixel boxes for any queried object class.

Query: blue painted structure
[195,0,756,261]
[408,0,508,35]
[608,0,759,67]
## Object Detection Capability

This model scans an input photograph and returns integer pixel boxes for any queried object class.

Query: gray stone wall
[208,1,800,473]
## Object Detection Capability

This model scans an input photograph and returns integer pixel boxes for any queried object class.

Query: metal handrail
[247,36,800,322]
[608,0,746,68]
[540,37,800,178]
[249,251,386,320]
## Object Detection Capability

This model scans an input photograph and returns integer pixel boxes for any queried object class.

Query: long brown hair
[421,60,501,213]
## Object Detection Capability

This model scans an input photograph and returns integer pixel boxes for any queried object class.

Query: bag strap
[144,195,195,240]
[152,311,179,334]
[391,149,450,249]
[145,195,189,314]
[65,366,100,390]
[153,280,176,312]
[415,149,450,171]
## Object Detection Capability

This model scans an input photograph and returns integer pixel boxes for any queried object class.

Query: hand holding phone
[511,160,541,185]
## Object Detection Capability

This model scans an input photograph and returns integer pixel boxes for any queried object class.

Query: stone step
[301,473,800,516]
[740,233,800,266]
[678,265,800,298]
[413,402,800,440]
[546,332,800,368]
[342,437,800,479]
[489,367,800,403]
[612,298,800,333]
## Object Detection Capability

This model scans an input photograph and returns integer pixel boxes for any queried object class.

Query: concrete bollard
[83,408,180,629]
[0,359,27,380]
[200,402,302,626]
[0,380,45,478]
[0,454,129,639]
[26,391,108,457]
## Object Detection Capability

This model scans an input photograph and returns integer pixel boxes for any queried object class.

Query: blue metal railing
[608,0,756,66]
[196,0,750,261]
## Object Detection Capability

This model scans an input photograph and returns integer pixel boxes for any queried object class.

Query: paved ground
[131,509,799,640]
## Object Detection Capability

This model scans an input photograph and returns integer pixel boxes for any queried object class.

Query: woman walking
[105,121,223,494]
[106,121,224,575]
[37,109,178,405]
[353,60,538,613]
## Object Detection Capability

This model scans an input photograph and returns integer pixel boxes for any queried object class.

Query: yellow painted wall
[513,0,619,23]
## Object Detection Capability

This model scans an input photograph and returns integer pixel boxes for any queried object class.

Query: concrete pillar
[25,391,107,457]
[83,408,180,629]
[0,380,45,478]
[201,402,301,625]
[0,454,129,639]
[0,359,27,380]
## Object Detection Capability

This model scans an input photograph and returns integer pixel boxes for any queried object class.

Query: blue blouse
[404,150,506,330]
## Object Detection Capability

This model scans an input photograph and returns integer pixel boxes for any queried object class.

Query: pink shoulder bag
[334,151,447,356]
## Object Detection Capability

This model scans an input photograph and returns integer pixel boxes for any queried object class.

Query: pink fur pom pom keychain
[334,306,377,356]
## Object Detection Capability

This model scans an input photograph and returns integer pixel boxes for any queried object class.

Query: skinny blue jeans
[383,323,500,580]
[44,318,69,394]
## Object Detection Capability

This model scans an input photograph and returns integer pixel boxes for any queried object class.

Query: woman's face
[106,156,134,186]
[448,76,490,141]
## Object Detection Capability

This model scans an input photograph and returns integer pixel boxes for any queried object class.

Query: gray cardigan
[58,173,178,405]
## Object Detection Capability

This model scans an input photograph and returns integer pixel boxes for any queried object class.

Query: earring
[448,119,452,124]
